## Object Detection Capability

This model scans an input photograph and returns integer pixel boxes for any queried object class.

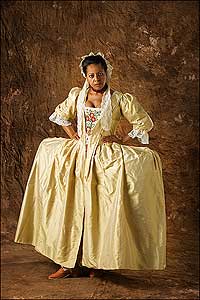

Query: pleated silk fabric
[15,88,166,270]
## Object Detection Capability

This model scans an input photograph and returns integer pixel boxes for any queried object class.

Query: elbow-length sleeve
[49,87,81,126]
[120,93,154,144]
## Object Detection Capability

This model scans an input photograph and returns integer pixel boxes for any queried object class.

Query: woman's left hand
[102,135,122,144]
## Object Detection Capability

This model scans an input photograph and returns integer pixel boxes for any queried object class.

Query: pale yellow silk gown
[15,87,166,270]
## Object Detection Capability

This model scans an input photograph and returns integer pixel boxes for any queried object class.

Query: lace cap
[79,51,113,81]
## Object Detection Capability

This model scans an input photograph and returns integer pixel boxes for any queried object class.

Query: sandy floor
[1,233,199,299]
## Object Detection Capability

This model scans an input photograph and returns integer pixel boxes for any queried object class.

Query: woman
[15,52,166,279]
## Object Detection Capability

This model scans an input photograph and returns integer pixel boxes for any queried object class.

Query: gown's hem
[14,240,166,270]
[14,240,76,268]
[81,262,166,270]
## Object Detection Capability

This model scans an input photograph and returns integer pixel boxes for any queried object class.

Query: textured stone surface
[1,1,199,298]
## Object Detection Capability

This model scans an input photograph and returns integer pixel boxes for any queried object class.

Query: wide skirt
[15,137,166,270]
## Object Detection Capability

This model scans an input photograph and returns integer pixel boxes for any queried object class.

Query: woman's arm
[119,93,153,144]
[62,125,80,140]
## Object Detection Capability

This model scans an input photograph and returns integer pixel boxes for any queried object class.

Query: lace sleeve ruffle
[49,112,72,126]
[128,128,149,144]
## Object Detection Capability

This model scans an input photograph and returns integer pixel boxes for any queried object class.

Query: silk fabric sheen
[15,88,166,270]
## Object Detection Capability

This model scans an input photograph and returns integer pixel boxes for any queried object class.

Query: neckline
[84,90,118,109]
[85,106,101,110]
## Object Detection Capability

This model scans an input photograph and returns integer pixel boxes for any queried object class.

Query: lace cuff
[128,128,149,144]
[49,112,72,126]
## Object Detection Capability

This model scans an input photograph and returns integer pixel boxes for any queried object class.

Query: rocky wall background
[1,0,199,252]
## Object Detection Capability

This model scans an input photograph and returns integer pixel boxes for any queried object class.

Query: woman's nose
[94,74,100,81]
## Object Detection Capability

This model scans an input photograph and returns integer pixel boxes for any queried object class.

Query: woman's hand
[102,135,122,144]
[71,132,80,140]
[62,125,80,140]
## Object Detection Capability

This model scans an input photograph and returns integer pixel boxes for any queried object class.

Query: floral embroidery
[85,108,101,132]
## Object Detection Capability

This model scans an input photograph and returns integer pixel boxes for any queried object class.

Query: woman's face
[86,64,107,91]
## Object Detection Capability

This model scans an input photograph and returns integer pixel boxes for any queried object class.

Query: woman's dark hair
[81,55,107,76]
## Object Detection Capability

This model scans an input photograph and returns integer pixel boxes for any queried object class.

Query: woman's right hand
[71,132,80,140]
[62,125,80,140]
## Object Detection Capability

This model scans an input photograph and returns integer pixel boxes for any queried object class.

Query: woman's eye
[88,72,104,78]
